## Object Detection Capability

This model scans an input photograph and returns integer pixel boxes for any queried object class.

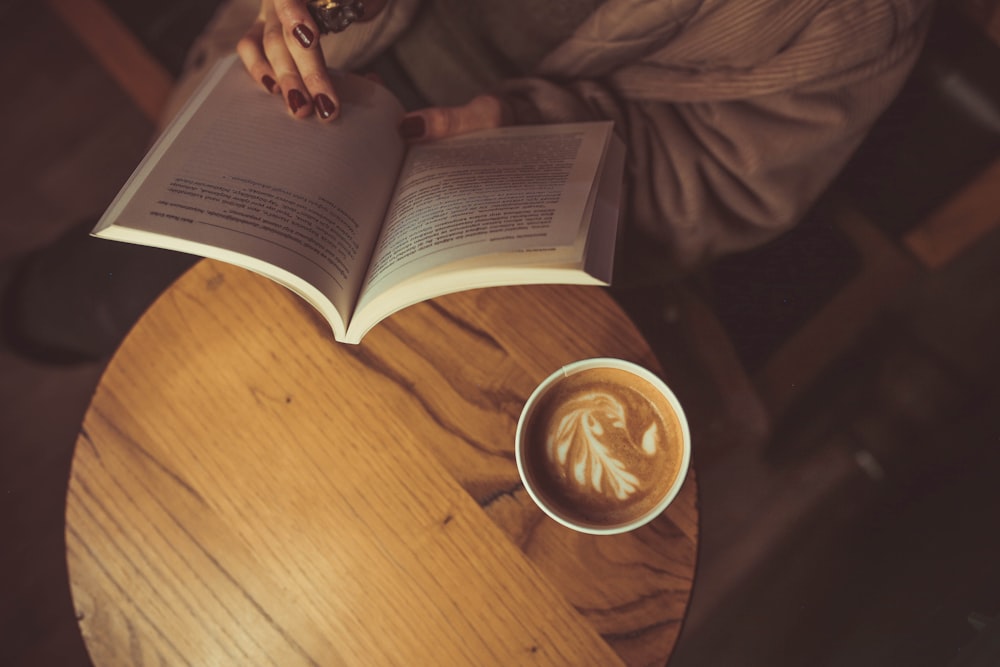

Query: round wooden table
[66,259,698,666]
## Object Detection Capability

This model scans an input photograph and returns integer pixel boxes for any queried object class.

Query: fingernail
[400,115,425,140]
[293,24,314,48]
[262,75,278,94]
[315,94,336,119]
[288,89,309,114]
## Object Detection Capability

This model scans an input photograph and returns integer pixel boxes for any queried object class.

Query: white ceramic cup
[515,358,691,535]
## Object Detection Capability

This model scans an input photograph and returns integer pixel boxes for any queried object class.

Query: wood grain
[66,260,698,666]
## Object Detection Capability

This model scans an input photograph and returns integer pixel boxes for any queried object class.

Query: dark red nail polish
[288,89,309,114]
[315,94,336,119]
[400,116,425,140]
[292,24,314,48]
[262,75,278,94]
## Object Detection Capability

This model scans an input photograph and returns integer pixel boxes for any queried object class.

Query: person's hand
[237,0,334,120]
[237,0,388,122]
[400,95,512,142]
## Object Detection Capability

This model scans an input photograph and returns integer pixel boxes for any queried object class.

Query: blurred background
[1,1,999,665]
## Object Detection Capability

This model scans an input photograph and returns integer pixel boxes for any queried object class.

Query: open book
[94,54,626,344]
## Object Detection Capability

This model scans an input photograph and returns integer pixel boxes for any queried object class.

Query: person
[2,0,934,362]
[222,0,935,280]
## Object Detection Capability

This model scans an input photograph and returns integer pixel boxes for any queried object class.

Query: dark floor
[2,2,1000,666]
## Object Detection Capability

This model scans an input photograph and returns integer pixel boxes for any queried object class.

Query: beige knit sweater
[498,0,935,279]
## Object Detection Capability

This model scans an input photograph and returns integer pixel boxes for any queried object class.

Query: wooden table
[65,259,699,666]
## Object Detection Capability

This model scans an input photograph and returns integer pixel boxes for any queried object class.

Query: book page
[94,54,405,328]
[341,122,620,343]
[358,122,612,296]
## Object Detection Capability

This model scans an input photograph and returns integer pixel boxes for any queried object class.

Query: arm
[406,0,934,280]
[492,68,922,278]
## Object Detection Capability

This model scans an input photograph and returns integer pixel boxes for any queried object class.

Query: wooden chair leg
[44,0,174,122]
[753,199,921,420]
[904,157,1000,269]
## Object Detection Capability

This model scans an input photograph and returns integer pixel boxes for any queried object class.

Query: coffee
[517,363,688,533]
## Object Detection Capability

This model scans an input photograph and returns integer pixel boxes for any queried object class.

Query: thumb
[401,95,510,142]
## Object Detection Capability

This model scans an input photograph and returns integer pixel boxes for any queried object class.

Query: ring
[306,0,365,34]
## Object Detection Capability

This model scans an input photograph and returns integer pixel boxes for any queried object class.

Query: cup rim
[515,358,691,536]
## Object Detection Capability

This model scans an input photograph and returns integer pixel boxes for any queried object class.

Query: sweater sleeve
[493,3,932,280]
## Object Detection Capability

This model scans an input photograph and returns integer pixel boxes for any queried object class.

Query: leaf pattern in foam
[545,391,656,500]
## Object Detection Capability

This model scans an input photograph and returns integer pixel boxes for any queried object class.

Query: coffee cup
[515,358,690,535]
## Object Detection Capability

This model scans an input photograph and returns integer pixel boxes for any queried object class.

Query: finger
[259,10,313,118]
[236,20,281,95]
[287,41,339,121]
[401,95,509,142]
[273,0,320,50]
[273,0,340,121]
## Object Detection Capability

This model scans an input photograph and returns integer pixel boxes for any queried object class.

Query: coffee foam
[522,367,685,528]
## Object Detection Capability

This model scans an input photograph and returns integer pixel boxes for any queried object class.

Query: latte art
[546,391,660,501]
[520,365,686,530]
